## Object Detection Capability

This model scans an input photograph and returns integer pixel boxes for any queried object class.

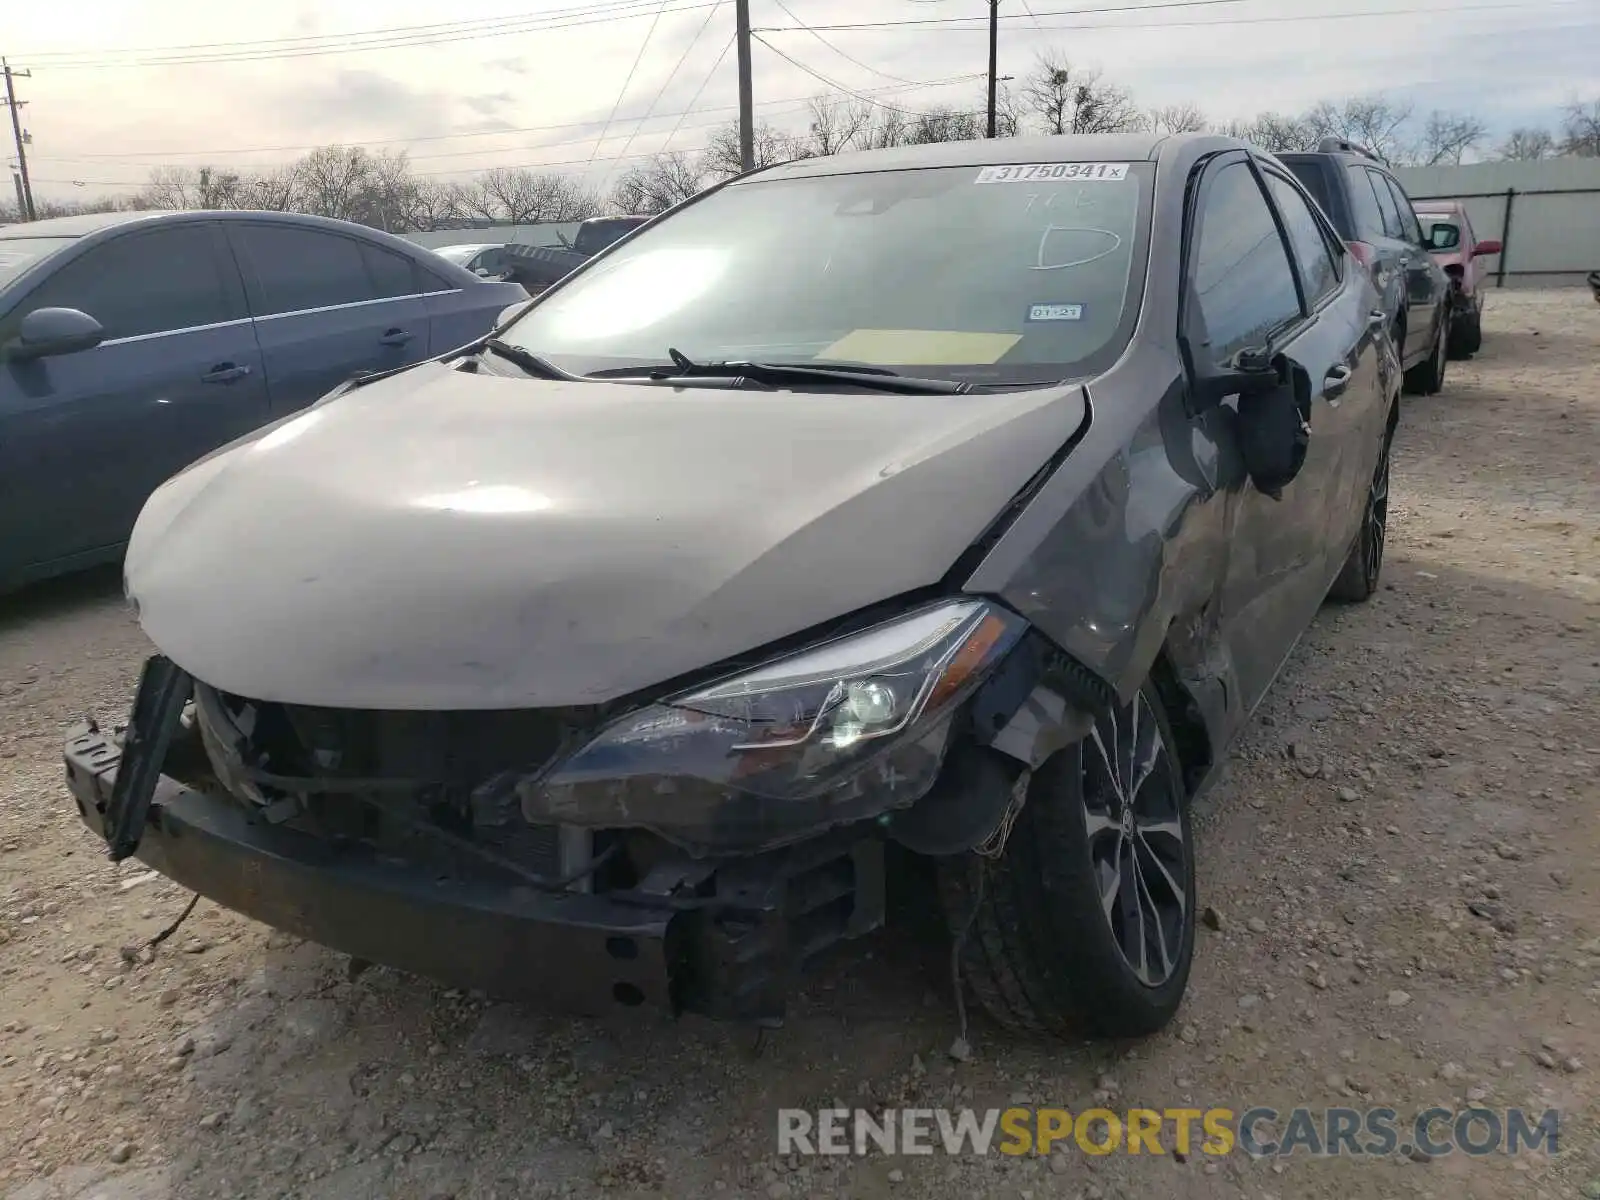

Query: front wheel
[1329,425,1392,602]
[937,681,1195,1039]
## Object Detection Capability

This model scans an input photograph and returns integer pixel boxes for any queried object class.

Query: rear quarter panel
[427,281,529,357]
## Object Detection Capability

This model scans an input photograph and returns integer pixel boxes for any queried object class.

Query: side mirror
[1425,223,1461,251]
[1472,239,1502,257]
[3,307,105,362]
[474,267,492,277]
[1186,348,1284,414]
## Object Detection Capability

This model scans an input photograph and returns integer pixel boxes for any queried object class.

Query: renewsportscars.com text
[776,1106,1560,1159]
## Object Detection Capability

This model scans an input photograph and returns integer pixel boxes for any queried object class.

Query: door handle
[1322,364,1352,399]
[1368,309,1388,329]
[379,328,415,347]
[201,363,251,384]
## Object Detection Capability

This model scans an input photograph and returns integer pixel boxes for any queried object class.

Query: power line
[585,0,677,169]
[753,0,1583,31]
[752,35,984,118]
[660,35,735,152]
[754,0,1249,32]
[767,0,920,86]
[17,0,670,59]
[18,0,724,70]
[32,74,988,189]
[30,72,960,163]
[604,0,725,175]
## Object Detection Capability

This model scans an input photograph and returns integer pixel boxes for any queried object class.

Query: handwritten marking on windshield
[1030,227,1124,272]
[975,162,1130,184]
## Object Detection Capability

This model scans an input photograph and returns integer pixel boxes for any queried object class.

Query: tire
[1403,316,1447,395]
[1328,423,1392,602]
[1449,309,1482,358]
[937,680,1196,1039]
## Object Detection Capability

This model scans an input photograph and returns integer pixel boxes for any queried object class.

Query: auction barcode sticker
[974,162,1130,183]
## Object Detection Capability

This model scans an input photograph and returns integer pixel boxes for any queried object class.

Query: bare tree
[1414,110,1488,166]
[474,167,555,224]
[1213,112,1318,153]
[1560,97,1600,156]
[806,94,874,156]
[137,166,201,210]
[1302,96,1415,164]
[1497,127,1556,161]
[1022,53,1143,136]
[860,109,910,150]
[905,106,984,145]
[1149,103,1206,135]
[610,151,708,215]
[701,120,807,179]
[236,165,301,212]
[992,84,1024,139]
[393,179,461,232]
[295,145,379,222]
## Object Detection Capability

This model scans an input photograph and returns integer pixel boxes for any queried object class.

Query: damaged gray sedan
[63,132,1398,1039]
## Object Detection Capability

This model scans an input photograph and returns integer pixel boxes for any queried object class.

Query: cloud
[11,0,1600,201]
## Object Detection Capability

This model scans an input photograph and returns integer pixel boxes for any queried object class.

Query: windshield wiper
[475,338,582,381]
[598,348,970,395]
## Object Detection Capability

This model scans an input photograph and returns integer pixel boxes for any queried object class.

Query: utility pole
[735,0,754,172]
[3,58,36,221]
[986,1,1000,139]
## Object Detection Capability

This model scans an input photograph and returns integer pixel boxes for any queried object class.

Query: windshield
[500,161,1153,386]
[0,236,79,290]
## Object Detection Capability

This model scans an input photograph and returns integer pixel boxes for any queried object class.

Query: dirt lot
[1,289,1597,1200]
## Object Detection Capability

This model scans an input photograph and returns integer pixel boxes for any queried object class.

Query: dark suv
[1279,139,1451,396]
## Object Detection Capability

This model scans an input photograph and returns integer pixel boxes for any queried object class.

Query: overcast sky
[9,0,1600,202]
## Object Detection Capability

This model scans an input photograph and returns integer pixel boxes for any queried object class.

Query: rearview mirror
[3,307,105,362]
[1426,223,1461,251]
[1472,238,1502,257]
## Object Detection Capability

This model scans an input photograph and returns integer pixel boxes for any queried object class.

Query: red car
[1416,201,1501,358]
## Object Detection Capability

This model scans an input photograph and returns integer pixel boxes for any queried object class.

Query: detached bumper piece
[62,727,884,1023]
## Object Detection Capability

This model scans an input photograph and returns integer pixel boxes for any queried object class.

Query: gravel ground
[1,289,1597,1200]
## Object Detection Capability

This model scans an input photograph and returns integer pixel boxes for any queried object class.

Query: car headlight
[524,599,1028,851]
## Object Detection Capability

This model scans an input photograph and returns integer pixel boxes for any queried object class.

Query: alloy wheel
[1364,435,1391,587]
[1080,691,1188,987]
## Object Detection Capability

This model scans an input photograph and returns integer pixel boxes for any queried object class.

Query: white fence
[1392,158,1600,289]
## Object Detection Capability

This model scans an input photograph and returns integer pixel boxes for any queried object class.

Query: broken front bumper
[62,725,885,1022]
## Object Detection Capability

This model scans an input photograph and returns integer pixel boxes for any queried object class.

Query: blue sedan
[0,209,528,592]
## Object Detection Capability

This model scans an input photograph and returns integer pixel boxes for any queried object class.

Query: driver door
[0,222,266,579]
[1181,153,1352,711]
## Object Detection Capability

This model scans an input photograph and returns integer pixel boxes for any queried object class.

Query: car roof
[1413,199,1465,215]
[0,208,435,245]
[436,242,500,253]
[0,210,170,239]
[749,131,1243,181]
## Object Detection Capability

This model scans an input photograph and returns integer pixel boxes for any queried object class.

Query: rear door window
[9,224,236,341]
[1343,165,1387,241]
[1190,160,1304,367]
[233,224,378,316]
[1381,175,1424,244]
[1262,171,1340,307]
[360,242,421,299]
[1364,169,1405,240]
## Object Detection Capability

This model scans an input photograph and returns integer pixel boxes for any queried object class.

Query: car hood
[126,363,1088,709]
[1428,248,1468,272]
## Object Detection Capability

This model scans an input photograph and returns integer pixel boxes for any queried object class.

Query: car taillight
[1346,240,1376,270]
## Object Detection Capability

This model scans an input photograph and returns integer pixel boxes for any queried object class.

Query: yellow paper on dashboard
[819,329,1021,366]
